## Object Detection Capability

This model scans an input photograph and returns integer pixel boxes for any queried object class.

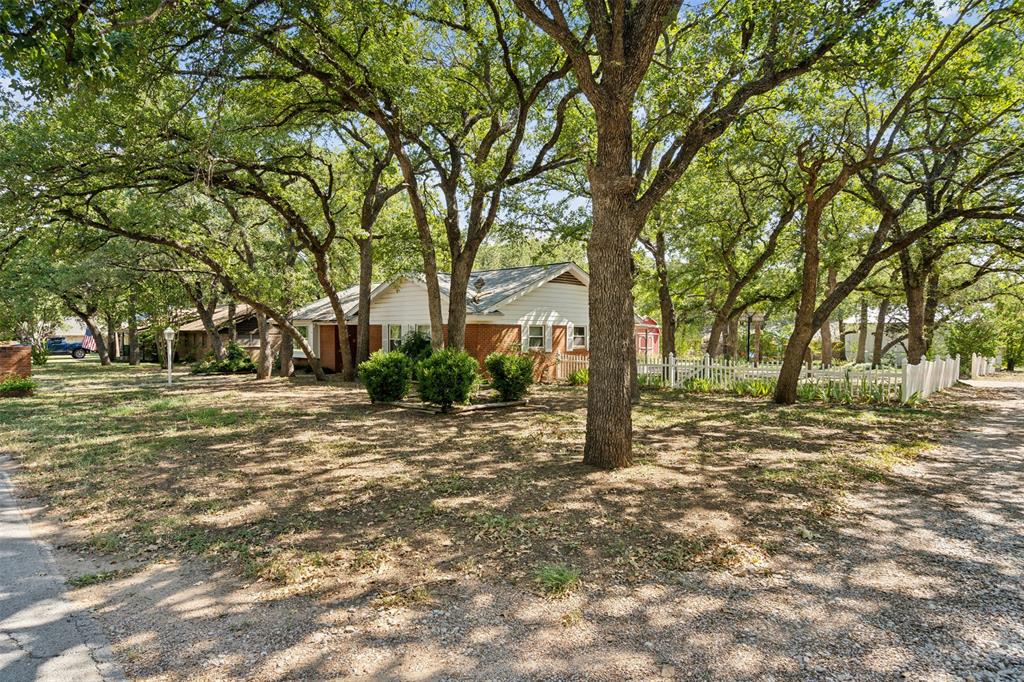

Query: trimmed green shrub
[359,350,414,403]
[485,352,534,402]
[0,374,36,397]
[418,349,479,412]
[567,367,589,386]
[191,342,257,375]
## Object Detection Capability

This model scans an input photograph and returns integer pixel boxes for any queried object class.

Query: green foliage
[567,367,589,386]
[945,318,998,375]
[191,342,257,375]
[0,374,36,396]
[31,343,49,366]
[681,377,716,393]
[533,563,581,597]
[484,352,534,402]
[398,331,433,364]
[417,349,479,412]
[358,351,413,403]
[732,378,776,397]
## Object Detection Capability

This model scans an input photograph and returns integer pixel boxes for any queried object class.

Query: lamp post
[163,327,175,385]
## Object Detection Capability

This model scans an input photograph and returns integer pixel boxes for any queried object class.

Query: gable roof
[179,304,257,332]
[290,284,364,323]
[290,262,588,323]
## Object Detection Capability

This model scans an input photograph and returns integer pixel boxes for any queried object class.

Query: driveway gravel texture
[6,376,1023,681]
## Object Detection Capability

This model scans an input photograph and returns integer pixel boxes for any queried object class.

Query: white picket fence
[554,351,996,404]
[556,352,904,400]
[900,356,960,402]
[970,353,998,378]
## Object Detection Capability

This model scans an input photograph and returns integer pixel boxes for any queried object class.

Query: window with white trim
[388,324,402,351]
[573,326,587,349]
[528,325,544,349]
[416,324,431,338]
[638,333,647,350]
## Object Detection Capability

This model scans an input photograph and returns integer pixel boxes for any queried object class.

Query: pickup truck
[46,337,88,359]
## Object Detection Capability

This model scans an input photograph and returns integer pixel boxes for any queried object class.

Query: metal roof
[290,263,587,323]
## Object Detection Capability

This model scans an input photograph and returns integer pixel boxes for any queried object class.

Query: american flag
[81,328,97,352]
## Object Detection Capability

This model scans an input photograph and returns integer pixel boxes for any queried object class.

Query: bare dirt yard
[1,359,1021,681]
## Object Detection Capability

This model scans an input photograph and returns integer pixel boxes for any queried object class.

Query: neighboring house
[177,304,280,361]
[289,262,660,380]
[635,315,661,360]
[49,317,88,343]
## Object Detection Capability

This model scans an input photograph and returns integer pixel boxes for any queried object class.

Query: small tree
[485,352,534,402]
[945,318,999,375]
[418,349,478,412]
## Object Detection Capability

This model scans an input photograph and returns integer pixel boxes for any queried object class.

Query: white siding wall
[498,282,589,326]
[367,279,449,325]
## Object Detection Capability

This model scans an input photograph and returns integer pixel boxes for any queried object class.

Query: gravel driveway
[32,378,1024,680]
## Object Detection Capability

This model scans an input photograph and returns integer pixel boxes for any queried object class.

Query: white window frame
[572,325,587,350]
[388,324,403,351]
[527,325,545,349]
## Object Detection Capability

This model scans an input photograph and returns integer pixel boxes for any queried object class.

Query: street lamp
[163,327,175,385]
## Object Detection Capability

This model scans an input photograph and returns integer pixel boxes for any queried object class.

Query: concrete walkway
[0,456,122,681]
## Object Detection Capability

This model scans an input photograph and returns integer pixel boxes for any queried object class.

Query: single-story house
[288,262,660,380]
[176,304,280,361]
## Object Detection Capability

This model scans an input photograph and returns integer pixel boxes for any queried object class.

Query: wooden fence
[554,351,997,403]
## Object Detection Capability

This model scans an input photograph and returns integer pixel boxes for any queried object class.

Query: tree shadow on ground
[1,362,1020,680]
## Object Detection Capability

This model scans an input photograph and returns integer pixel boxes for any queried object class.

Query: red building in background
[635,315,661,360]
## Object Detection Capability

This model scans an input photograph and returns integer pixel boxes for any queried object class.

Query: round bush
[485,352,535,402]
[418,349,479,412]
[359,350,414,403]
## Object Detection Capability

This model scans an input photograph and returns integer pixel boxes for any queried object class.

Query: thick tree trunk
[356,236,373,364]
[728,317,741,360]
[856,298,869,364]
[255,313,272,380]
[872,298,889,368]
[106,317,120,361]
[583,113,637,469]
[446,256,473,351]
[310,252,356,381]
[128,295,140,365]
[83,318,111,366]
[279,327,293,378]
[195,305,225,360]
[774,200,823,404]
[899,248,930,365]
[381,126,445,348]
[707,310,728,358]
[837,319,848,362]
[651,231,676,361]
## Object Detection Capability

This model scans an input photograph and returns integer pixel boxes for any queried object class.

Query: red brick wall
[0,346,31,379]
[466,324,587,382]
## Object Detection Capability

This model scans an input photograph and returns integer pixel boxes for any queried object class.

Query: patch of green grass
[88,532,122,553]
[533,563,581,597]
[67,570,123,587]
